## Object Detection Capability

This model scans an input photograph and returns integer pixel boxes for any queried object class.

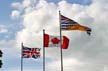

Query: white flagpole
[43,29,45,71]
[59,11,64,71]
[21,43,23,71]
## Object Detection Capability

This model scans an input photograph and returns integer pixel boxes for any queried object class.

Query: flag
[44,34,69,49]
[60,15,91,35]
[22,45,41,59]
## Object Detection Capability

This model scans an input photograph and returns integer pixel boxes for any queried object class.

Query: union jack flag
[22,45,41,59]
[60,15,78,29]
[60,14,91,35]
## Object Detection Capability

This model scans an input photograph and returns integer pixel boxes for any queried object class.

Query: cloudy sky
[0,0,108,71]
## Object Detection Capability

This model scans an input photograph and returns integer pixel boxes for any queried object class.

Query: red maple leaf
[51,37,60,44]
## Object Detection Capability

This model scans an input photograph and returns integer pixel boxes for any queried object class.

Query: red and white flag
[44,34,69,49]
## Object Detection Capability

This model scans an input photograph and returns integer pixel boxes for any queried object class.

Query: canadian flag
[44,34,69,49]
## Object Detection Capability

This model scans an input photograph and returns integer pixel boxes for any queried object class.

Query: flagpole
[43,29,45,71]
[59,11,63,71]
[21,43,23,71]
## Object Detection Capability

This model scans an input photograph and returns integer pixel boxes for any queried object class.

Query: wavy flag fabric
[60,14,91,35]
[44,34,69,49]
[22,45,41,59]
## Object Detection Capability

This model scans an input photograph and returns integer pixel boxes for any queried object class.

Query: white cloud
[47,58,84,71]
[7,68,42,71]
[11,2,22,10]
[11,10,20,19]
[104,65,108,71]
[0,28,8,33]
[0,40,14,47]
[22,0,32,8]
[11,0,36,9]
[10,0,108,71]
[11,0,38,14]
[0,25,8,33]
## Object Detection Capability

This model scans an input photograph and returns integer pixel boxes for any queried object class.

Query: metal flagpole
[21,43,23,71]
[59,11,63,71]
[43,29,45,71]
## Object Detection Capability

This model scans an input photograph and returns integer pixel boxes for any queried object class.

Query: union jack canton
[60,14,78,30]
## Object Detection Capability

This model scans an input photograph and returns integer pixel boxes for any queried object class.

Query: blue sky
[0,0,92,41]
[0,0,92,21]
[1,0,90,42]
[48,0,92,5]
[1,0,108,71]
[0,0,24,40]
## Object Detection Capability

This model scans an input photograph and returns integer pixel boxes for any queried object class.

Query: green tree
[0,50,3,68]
[0,50,3,57]
[0,60,2,68]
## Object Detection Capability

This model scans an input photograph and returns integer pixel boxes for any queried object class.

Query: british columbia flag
[60,14,91,35]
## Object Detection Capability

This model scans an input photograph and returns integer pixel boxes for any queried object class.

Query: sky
[0,0,108,71]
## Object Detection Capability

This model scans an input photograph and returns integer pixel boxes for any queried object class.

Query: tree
[0,60,2,68]
[0,50,3,68]
[0,50,3,57]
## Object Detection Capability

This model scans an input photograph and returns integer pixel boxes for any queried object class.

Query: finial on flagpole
[59,10,61,12]
[43,29,45,32]
[21,42,23,45]
[59,10,61,14]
